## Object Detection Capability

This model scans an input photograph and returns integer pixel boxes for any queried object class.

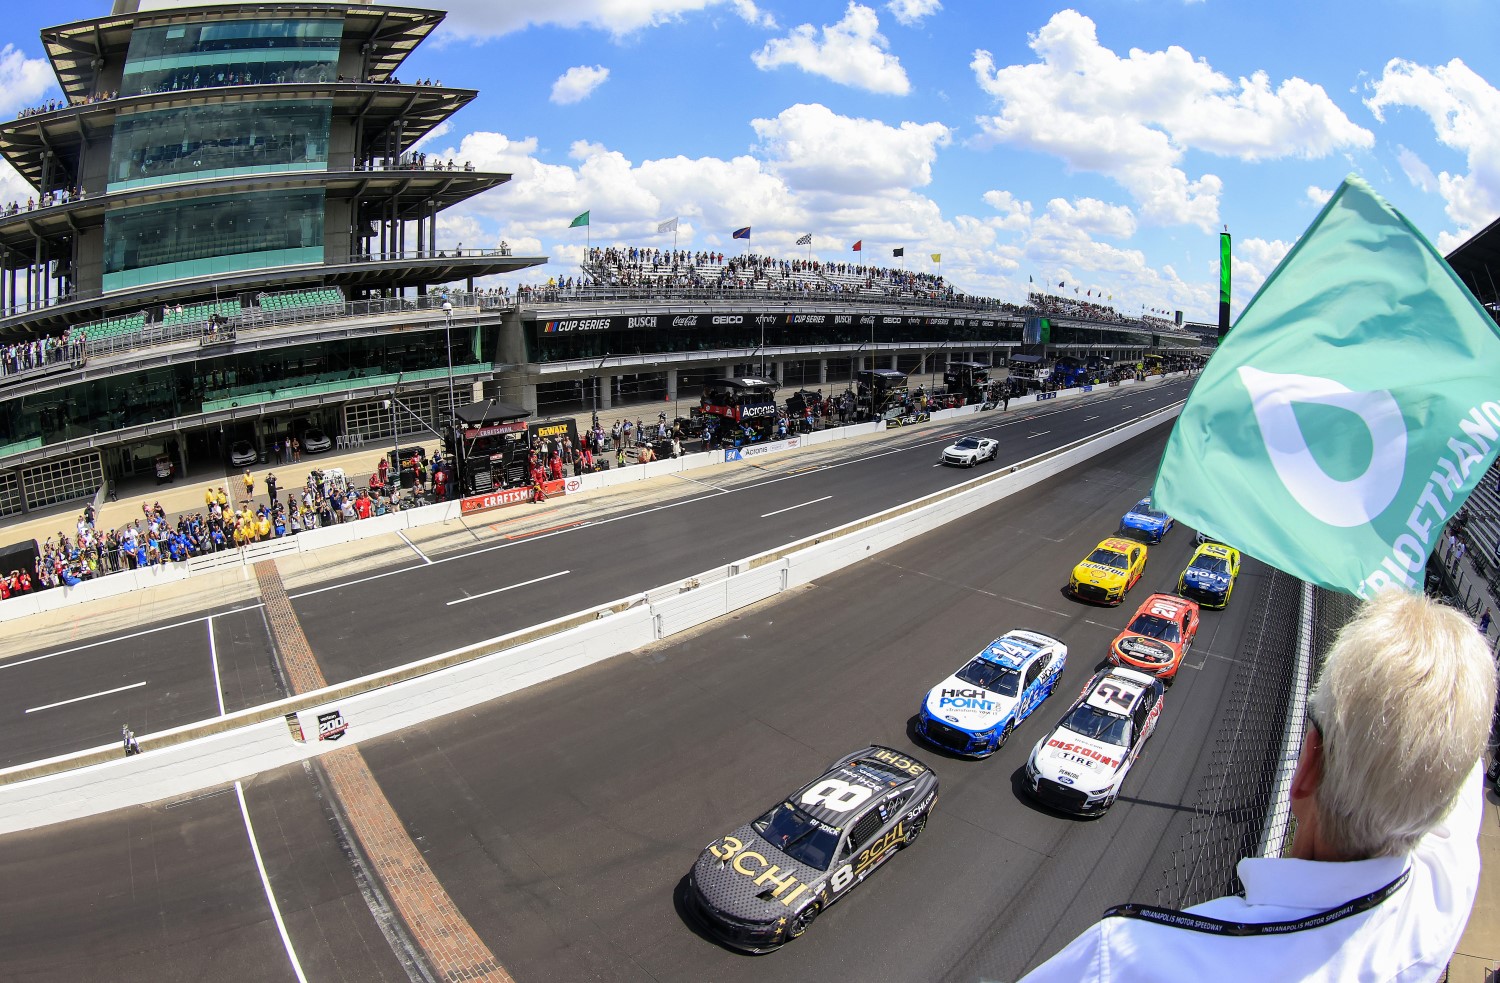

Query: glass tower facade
[118,17,343,96]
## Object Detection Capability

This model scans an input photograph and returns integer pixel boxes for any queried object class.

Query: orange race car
[1109,593,1200,682]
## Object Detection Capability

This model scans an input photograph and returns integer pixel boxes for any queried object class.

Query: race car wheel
[996,721,1014,749]
[788,902,821,939]
[902,815,927,846]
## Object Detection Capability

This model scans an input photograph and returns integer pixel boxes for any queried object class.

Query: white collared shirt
[1020,765,1484,982]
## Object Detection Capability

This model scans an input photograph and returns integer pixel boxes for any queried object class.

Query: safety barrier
[0,395,1181,833]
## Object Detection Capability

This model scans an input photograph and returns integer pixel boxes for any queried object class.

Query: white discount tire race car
[940,436,1000,467]
[915,630,1067,757]
[1023,666,1163,816]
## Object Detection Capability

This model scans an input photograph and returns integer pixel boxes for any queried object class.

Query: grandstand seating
[256,287,344,314]
[161,299,241,327]
[77,312,146,342]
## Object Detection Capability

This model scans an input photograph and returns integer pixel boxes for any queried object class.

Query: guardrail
[0,387,1184,833]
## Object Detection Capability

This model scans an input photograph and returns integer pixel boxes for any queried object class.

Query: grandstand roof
[1445,213,1500,309]
[40,3,443,104]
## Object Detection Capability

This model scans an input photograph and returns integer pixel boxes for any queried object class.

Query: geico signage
[712,315,742,324]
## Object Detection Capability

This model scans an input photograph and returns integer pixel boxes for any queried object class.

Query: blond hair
[1309,589,1496,858]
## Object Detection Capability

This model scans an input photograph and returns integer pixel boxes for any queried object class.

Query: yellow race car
[1177,541,1241,608]
[1068,537,1148,606]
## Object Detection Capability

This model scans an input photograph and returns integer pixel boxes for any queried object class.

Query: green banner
[1153,175,1500,597]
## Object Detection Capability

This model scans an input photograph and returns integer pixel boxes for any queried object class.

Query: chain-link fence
[1153,571,1359,909]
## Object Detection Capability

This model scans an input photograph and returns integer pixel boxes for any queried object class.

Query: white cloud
[1367,59,1500,236]
[1306,185,1332,205]
[1041,197,1137,239]
[1393,145,1437,194]
[970,10,1372,230]
[550,65,610,104]
[886,0,941,27]
[1232,236,1293,303]
[319,0,774,41]
[409,121,452,153]
[982,190,1032,231]
[0,45,54,118]
[751,103,949,194]
[730,0,777,29]
[752,3,911,96]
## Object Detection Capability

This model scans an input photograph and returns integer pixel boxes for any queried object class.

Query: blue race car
[916,630,1068,757]
[1120,497,1174,543]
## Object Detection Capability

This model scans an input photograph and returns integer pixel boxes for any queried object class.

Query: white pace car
[940,436,1000,467]
[1023,665,1164,816]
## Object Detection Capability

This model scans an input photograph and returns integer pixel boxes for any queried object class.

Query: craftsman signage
[459,479,569,515]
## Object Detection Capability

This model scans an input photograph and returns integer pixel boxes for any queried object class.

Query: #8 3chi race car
[940,435,1000,467]
[1119,497,1174,543]
[1024,666,1163,816]
[1110,593,1199,682]
[916,630,1067,756]
[1178,541,1241,608]
[1067,537,1147,606]
[687,746,938,953]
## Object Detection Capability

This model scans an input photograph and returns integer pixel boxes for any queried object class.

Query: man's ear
[1290,725,1323,801]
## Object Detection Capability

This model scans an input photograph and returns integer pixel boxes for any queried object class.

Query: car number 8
[800,778,873,813]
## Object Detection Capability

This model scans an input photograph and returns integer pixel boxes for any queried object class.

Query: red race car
[1109,593,1199,682]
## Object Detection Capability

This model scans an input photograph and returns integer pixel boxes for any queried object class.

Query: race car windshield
[1192,556,1230,576]
[955,437,981,449]
[1085,549,1128,570]
[1060,705,1131,747]
[957,658,1022,696]
[754,803,839,870]
[1125,613,1180,642]
[1133,504,1167,519]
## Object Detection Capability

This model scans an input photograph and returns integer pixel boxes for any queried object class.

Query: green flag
[1152,175,1500,598]
[569,211,590,228]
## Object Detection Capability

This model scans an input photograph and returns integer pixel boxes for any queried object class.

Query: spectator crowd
[1,329,85,379]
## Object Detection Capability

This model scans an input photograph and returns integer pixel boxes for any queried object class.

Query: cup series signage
[529,312,1004,333]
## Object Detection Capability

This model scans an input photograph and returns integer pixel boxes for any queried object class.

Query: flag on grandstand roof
[1058,281,1064,288]
[657,217,678,234]
[569,211,590,228]
[1029,274,1033,283]
[852,240,862,252]
[796,233,812,245]
[1153,174,1500,598]
[893,247,904,258]
[931,253,941,263]
[732,226,751,240]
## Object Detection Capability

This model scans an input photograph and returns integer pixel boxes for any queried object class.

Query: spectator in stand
[1021,589,1497,983]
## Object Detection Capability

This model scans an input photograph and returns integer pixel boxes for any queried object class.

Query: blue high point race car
[916,630,1068,757]
[1120,497,1174,543]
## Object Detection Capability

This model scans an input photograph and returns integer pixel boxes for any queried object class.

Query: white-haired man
[1021,589,1496,982]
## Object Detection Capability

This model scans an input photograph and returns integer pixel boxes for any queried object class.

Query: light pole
[441,297,460,495]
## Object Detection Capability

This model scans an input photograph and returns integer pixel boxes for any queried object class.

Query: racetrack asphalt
[0,381,1274,982]
[0,379,1195,768]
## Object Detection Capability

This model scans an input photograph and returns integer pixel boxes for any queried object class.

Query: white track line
[761,496,833,518]
[208,616,226,716]
[25,680,147,714]
[0,603,267,671]
[1027,431,1051,439]
[447,569,571,606]
[396,530,431,564]
[236,781,309,983]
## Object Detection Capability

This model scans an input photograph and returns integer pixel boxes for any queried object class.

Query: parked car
[228,440,257,467]
[301,427,333,454]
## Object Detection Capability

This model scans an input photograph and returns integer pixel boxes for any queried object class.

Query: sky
[3,0,1499,323]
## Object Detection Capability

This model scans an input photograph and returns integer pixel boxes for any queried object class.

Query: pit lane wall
[0,388,1180,833]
